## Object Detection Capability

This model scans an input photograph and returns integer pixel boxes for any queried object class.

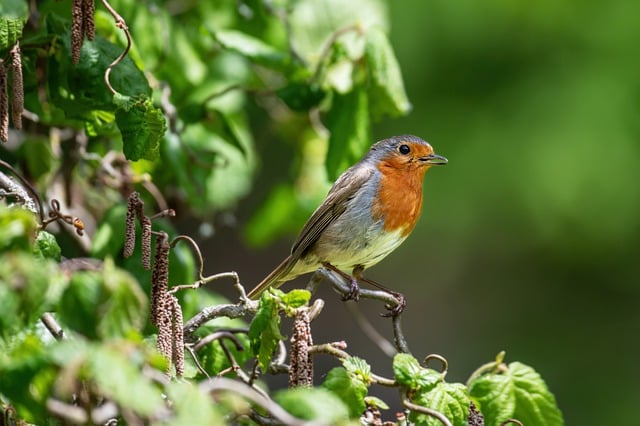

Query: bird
[247,135,447,315]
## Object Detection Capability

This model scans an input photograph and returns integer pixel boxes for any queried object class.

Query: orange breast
[371,161,427,237]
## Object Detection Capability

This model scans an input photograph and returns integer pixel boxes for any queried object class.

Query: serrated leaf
[393,353,441,393]
[364,396,389,410]
[116,98,167,161]
[365,27,412,119]
[281,289,311,308]
[468,362,564,426]
[274,387,350,422]
[0,17,25,52]
[322,366,368,418]
[214,29,289,70]
[410,382,469,426]
[248,293,284,372]
[325,86,370,180]
[343,356,372,385]
[33,231,61,261]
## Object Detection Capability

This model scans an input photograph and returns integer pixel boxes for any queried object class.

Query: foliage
[0,0,565,424]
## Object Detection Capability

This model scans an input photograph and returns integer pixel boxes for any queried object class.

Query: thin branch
[40,313,64,340]
[100,0,132,95]
[0,159,43,219]
[403,399,452,426]
[193,331,244,352]
[183,303,249,343]
[308,343,396,387]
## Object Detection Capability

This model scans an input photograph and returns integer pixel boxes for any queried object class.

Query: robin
[247,135,447,315]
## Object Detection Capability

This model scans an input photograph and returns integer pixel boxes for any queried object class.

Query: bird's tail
[247,255,296,299]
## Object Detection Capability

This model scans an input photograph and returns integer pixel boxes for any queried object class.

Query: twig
[308,343,396,387]
[193,331,244,352]
[183,304,249,343]
[100,0,132,95]
[40,313,64,340]
[422,354,448,376]
[403,399,452,426]
[0,159,43,219]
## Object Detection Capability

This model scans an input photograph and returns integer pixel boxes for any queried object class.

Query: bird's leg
[322,262,360,301]
[357,274,406,317]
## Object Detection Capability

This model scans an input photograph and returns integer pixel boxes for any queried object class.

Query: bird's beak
[422,153,448,166]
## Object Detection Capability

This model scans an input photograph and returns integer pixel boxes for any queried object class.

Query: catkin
[9,43,23,130]
[141,217,152,270]
[0,60,8,143]
[83,0,95,41]
[150,234,170,326]
[288,309,314,387]
[71,0,84,64]
[171,296,185,377]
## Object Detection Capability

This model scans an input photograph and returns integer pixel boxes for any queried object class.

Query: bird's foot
[381,290,406,317]
[342,278,361,302]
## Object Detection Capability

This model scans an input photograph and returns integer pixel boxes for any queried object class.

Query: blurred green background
[201,1,640,425]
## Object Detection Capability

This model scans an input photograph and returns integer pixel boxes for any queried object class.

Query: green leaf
[164,381,224,425]
[58,259,147,340]
[274,387,350,422]
[0,253,62,338]
[322,366,368,418]
[281,289,311,309]
[248,293,284,372]
[116,98,167,161]
[87,343,165,416]
[214,29,290,70]
[0,206,38,252]
[325,86,371,180]
[364,396,389,410]
[468,362,564,426]
[48,33,152,116]
[364,27,412,119]
[0,17,25,53]
[410,382,469,426]
[91,203,127,258]
[0,333,55,423]
[393,353,441,392]
[343,356,372,385]
[277,82,326,111]
[33,231,61,261]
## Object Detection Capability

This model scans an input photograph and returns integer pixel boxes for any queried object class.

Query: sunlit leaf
[0,17,25,53]
[393,353,442,393]
[469,362,564,426]
[365,27,412,119]
[33,231,61,261]
[325,86,370,180]
[274,387,350,422]
[116,97,167,161]
[281,289,311,308]
[248,292,284,372]
[322,366,368,418]
[410,382,469,426]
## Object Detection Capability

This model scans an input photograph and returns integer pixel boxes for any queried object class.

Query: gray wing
[290,165,374,259]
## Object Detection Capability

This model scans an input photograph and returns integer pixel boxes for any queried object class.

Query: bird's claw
[381,291,406,317]
[342,278,361,301]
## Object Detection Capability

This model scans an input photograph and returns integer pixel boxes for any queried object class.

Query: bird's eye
[398,144,411,155]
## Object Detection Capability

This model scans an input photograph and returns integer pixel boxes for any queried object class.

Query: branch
[100,0,132,96]
[183,303,250,343]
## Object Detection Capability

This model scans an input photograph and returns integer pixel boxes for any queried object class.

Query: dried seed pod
[150,234,170,326]
[83,0,95,41]
[0,60,8,142]
[9,43,23,130]
[72,217,85,236]
[170,296,185,377]
[71,0,84,64]
[141,217,152,269]
[288,309,313,388]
